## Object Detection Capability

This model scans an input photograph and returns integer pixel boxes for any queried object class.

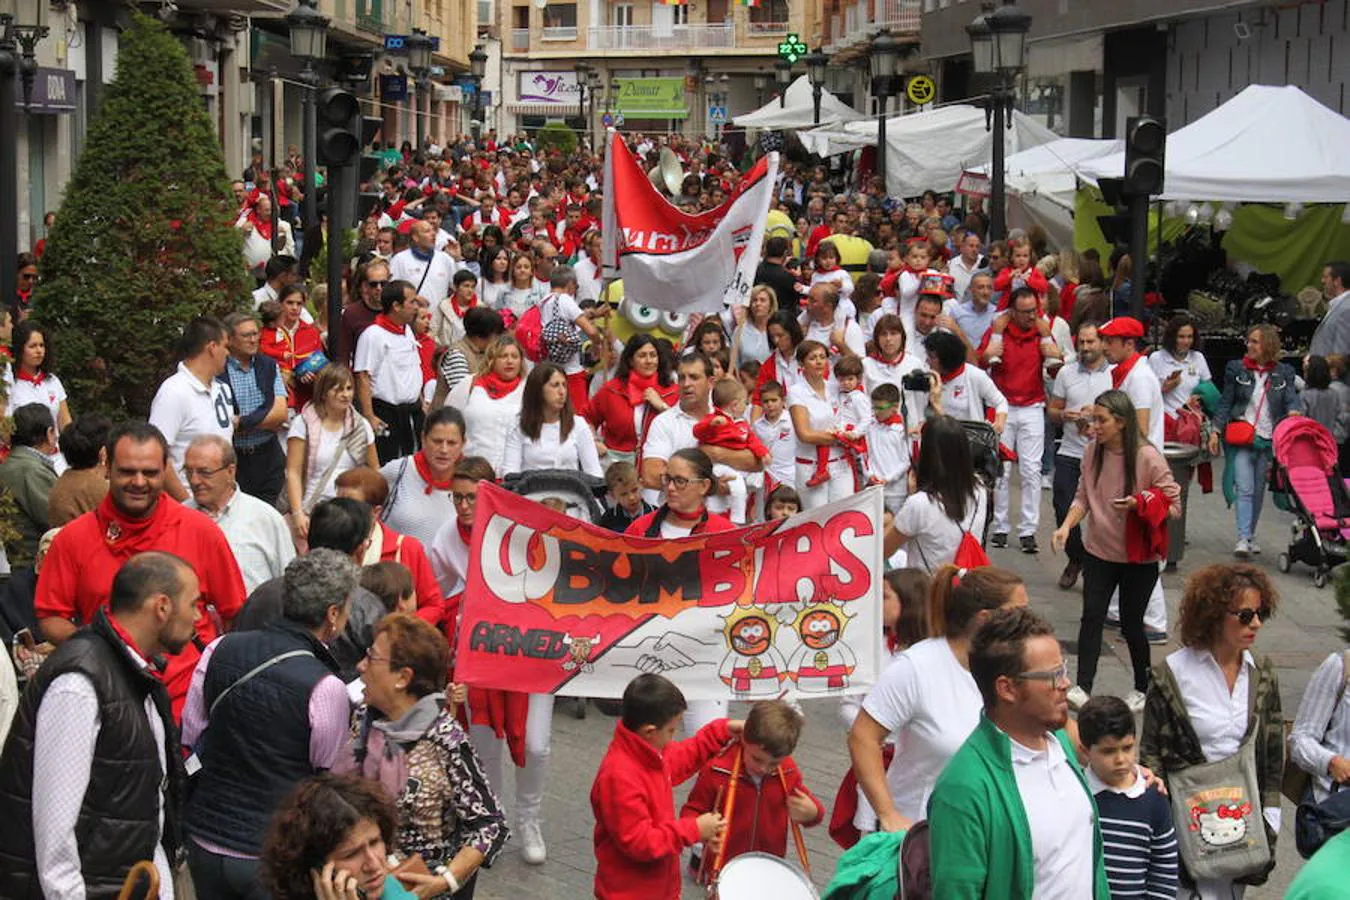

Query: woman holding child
[789,340,850,510]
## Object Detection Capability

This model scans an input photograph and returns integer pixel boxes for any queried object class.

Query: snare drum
[711,851,818,900]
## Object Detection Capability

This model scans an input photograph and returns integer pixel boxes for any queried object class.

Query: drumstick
[711,744,742,877]
[116,861,159,900]
[697,783,725,887]
[779,769,812,878]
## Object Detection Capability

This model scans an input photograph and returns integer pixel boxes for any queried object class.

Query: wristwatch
[434,865,461,894]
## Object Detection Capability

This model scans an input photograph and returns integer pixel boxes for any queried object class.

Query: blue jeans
[1232,446,1271,541]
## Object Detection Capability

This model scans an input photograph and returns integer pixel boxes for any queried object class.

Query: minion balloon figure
[597,279,692,353]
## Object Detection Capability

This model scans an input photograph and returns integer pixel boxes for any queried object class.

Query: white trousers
[1108,562,1168,631]
[467,692,554,824]
[795,457,854,511]
[992,404,1044,537]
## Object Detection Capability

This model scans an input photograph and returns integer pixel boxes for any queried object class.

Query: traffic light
[1096,177,1131,246]
[1123,115,1166,197]
[316,87,361,167]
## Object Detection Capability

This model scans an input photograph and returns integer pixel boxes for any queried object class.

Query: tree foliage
[536,121,579,156]
[31,10,248,417]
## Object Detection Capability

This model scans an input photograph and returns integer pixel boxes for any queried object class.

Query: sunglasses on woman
[1228,606,1272,626]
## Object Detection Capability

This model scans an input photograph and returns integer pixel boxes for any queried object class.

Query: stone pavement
[475,470,1342,899]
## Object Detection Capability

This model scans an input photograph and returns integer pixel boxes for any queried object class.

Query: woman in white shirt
[1149,313,1213,416]
[730,284,777,369]
[863,314,930,436]
[788,340,848,510]
[447,335,527,476]
[6,322,72,431]
[888,415,990,573]
[477,246,513,312]
[1290,647,1350,805]
[285,364,379,539]
[848,565,1029,831]
[497,253,546,321]
[1139,564,1284,900]
[503,362,603,478]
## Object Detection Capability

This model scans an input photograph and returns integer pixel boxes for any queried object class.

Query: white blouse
[502,419,603,477]
[449,379,525,476]
[787,379,840,459]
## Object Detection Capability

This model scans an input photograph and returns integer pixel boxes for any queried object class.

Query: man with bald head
[389,217,457,306]
[183,436,294,594]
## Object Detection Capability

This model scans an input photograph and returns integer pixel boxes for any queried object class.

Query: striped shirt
[1087,766,1178,900]
[1289,649,1350,803]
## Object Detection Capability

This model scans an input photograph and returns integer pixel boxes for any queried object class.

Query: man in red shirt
[980,286,1063,553]
[35,421,246,720]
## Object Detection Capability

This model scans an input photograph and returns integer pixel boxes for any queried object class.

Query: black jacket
[0,610,183,899]
[755,260,801,312]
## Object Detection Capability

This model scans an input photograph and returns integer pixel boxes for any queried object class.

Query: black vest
[0,610,183,900]
[184,620,338,854]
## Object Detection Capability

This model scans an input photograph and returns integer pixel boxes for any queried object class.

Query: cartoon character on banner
[787,602,856,693]
[1189,801,1252,848]
[561,632,602,673]
[718,605,788,697]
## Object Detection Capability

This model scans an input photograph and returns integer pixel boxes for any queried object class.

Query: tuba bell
[647,146,685,196]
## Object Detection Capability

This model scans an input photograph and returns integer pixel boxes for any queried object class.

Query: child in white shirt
[833,357,871,490]
[865,383,912,515]
[752,381,797,497]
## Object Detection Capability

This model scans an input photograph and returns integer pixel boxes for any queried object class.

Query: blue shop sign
[384,34,442,51]
[16,67,76,114]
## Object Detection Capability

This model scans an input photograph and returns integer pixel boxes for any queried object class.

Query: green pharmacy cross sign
[778,33,808,64]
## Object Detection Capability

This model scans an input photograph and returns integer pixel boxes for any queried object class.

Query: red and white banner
[600,131,778,314]
[455,483,886,700]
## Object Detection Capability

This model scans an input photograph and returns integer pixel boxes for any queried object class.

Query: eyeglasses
[1013,661,1070,686]
[451,492,478,506]
[662,473,707,490]
[364,646,389,665]
[1228,606,1272,626]
[235,329,261,340]
[365,279,389,289]
[183,465,231,479]
[872,403,896,414]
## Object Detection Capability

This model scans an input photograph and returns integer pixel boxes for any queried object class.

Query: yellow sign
[906,75,936,106]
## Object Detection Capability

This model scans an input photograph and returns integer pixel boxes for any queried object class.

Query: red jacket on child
[680,742,825,862]
[591,718,732,900]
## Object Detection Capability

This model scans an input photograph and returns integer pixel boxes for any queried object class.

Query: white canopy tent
[797,104,1058,198]
[731,75,867,129]
[1078,84,1350,203]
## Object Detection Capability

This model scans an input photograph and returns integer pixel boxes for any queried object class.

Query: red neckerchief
[624,370,668,407]
[1110,352,1143,390]
[450,293,479,319]
[413,451,453,495]
[1242,356,1276,374]
[14,367,45,386]
[815,262,839,274]
[941,363,966,384]
[475,371,522,400]
[247,206,273,241]
[104,613,159,672]
[666,505,707,524]
[869,351,904,367]
[876,413,903,426]
[95,494,172,558]
[456,519,473,544]
[843,384,864,393]
[374,314,405,336]
[14,287,31,308]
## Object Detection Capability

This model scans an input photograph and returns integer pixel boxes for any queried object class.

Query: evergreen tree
[31,10,248,417]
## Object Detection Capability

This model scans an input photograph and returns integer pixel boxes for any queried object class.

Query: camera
[901,371,933,392]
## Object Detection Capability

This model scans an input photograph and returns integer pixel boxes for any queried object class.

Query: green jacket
[0,446,56,567]
[823,830,905,900]
[927,715,1111,900]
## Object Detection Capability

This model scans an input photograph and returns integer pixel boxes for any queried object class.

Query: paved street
[476,467,1339,899]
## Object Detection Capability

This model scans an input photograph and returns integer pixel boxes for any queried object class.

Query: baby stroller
[1270,416,1350,588]
[959,420,1001,544]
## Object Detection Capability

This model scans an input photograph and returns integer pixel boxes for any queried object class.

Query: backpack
[540,297,584,364]
[896,820,931,900]
[952,530,990,570]
[515,304,546,362]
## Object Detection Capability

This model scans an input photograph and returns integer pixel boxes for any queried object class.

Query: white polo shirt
[787,380,841,460]
[353,321,423,405]
[1050,359,1113,460]
[1115,357,1166,448]
[1008,732,1098,900]
[5,370,68,427]
[641,403,729,513]
[149,362,235,478]
[752,412,796,487]
[939,365,1007,423]
[390,247,456,304]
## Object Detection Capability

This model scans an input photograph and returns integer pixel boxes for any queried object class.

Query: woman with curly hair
[335,613,507,898]
[1139,563,1284,900]
[262,772,421,900]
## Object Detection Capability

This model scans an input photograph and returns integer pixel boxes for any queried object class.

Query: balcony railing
[876,0,921,31]
[541,25,579,40]
[827,0,919,46]
[747,20,790,34]
[587,22,735,51]
[511,27,530,50]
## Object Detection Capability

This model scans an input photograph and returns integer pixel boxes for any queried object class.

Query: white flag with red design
[600,131,778,314]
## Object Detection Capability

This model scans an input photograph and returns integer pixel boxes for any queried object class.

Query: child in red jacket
[681,699,825,873]
[590,673,738,900]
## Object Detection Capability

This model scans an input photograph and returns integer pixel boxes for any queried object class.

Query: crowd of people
[0,129,1349,900]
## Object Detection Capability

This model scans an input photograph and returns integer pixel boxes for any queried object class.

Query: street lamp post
[406,29,433,151]
[870,31,899,198]
[587,69,601,148]
[806,48,827,126]
[288,0,330,236]
[574,61,590,141]
[0,14,48,312]
[968,2,1031,242]
[754,70,768,107]
[774,59,792,109]
[469,43,488,140]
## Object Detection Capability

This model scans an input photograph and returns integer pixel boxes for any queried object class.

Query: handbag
[1162,662,1273,882]
[1296,783,1350,858]
[1224,377,1270,447]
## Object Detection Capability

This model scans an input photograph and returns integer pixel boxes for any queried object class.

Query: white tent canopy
[973,137,1123,205]
[798,104,1058,199]
[1078,84,1350,203]
[731,75,867,129]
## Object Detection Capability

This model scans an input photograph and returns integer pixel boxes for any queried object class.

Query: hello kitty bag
[1163,664,1272,882]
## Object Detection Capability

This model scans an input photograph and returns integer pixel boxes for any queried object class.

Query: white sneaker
[1234,539,1252,558]
[1248,540,1261,555]
[521,819,547,865]
[1067,685,1091,710]
[1125,690,1147,714]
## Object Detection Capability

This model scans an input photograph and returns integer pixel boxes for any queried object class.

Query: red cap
[1098,316,1145,339]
